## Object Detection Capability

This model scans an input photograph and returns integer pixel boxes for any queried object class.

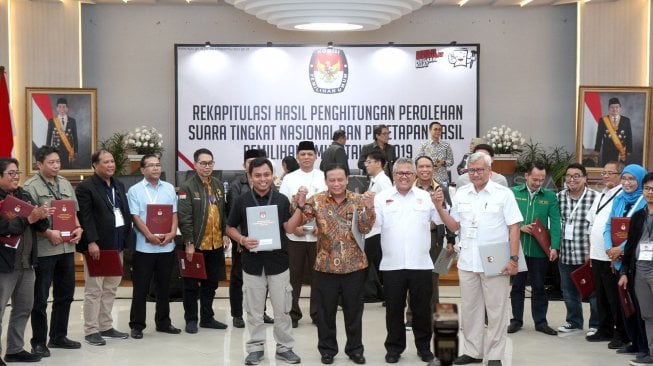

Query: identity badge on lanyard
[640,217,653,261]
[109,187,125,228]
[564,188,587,240]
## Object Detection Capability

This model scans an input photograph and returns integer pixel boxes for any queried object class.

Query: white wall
[82,4,577,176]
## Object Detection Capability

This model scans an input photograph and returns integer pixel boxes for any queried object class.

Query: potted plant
[516,139,575,191]
[99,132,130,176]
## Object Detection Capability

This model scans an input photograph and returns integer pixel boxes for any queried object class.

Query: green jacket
[177,173,227,247]
[511,184,561,258]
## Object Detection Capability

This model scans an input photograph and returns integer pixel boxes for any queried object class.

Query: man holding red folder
[127,154,181,339]
[508,161,561,336]
[24,146,83,357]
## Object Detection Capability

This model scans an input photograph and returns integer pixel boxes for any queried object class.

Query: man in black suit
[46,98,78,169]
[593,97,632,165]
[357,124,396,180]
[76,149,133,346]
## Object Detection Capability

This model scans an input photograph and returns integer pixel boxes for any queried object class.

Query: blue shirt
[127,179,177,253]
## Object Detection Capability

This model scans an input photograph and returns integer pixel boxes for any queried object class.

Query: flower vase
[128,154,144,174]
[492,154,517,174]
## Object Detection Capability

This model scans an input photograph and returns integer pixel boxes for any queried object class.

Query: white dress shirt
[450,180,523,272]
[374,186,442,271]
[279,168,327,242]
[587,184,622,261]
[365,171,392,238]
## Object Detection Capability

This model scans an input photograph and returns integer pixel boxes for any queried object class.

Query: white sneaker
[557,323,582,333]
[586,327,598,337]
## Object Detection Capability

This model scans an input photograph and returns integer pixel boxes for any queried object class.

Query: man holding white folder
[434,152,522,366]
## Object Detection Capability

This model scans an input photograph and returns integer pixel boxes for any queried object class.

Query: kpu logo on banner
[309,48,349,94]
[448,48,477,68]
[415,48,444,68]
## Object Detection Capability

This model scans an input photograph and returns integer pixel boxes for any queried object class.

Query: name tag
[114,208,125,227]
[564,223,574,240]
[639,242,653,261]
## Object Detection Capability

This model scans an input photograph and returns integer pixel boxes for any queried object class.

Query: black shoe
[48,337,81,349]
[535,324,558,336]
[100,328,129,339]
[263,313,274,324]
[199,319,228,329]
[186,321,198,334]
[608,340,627,349]
[156,325,181,334]
[233,317,245,328]
[0,358,5,366]
[30,344,50,358]
[617,344,639,354]
[292,319,299,328]
[348,353,366,364]
[321,355,334,364]
[418,350,435,362]
[507,321,521,334]
[487,361,502,366]
[385,353,400,363]
[586,332,611,342]
[453,354,483,365]
[4,350,42,363]
[84,333,106,346]
[130,329,143,339]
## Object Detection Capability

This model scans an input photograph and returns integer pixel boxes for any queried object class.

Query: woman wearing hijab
[605,164,649,363]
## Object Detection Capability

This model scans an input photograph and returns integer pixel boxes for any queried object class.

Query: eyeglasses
[144,163,162,168]
[600,171,620,176]
[621,176,637,183]
[467,168,486,175]
[4,171,22,178]
[197,161,215,168]
[565,174,584,181]
[364,160,377,165]
[394,171,415,178]
[643,186,653,192]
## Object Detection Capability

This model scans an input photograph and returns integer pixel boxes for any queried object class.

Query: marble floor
[1,285,636,366]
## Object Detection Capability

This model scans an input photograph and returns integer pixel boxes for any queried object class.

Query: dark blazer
[76,174,133,252]
[620,207,648,278]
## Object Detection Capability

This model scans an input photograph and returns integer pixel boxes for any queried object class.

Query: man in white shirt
[435,152,522,366]
[375,157,440,364]
[362,150,392,302]
[279,141,327,328]
[455,144,508,188]
[586,161,628,348]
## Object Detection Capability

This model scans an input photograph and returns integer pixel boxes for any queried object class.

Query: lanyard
[143,180,160,204]
[107,187,116,208]
[249,188,273,207]
[596,187,622,214]
[566,187,587,222]
[37,173,61,200]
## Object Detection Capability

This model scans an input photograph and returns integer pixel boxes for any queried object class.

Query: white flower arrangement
[484,125,526,155]
[125,125,164,155]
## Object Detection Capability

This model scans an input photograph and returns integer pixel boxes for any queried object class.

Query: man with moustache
[0,158,51,364]
[455,144,508,188]
[358,125,397,180]
[227,148,273,328]
[24,146,83,357]
[508,161,561,336]
[127,154,181,339]
[586,161,629,348]
[415,121,454,184]
[434,152,522,366]
[226,158,301,365]
[288,164,375,365]
[279,141,327,328]
[178,148,230,333]
[556,163,599,334]
[76,150,133,345]
[374,157,441,363]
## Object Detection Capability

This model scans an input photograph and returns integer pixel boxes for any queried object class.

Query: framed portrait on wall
[25,87,97,176]
[576,86,651,170]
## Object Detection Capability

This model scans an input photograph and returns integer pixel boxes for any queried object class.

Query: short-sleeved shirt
[451,180,523,272]
[127,179,177,253]
[227,189,291,276]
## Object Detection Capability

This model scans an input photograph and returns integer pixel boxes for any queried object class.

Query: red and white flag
[583,91,602,150]
[30,93,54,150]
[0,66,14,157]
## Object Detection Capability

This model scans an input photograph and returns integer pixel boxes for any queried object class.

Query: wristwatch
[510,255,519,263]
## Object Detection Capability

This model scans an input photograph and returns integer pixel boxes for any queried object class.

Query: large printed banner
[176,44,479,176]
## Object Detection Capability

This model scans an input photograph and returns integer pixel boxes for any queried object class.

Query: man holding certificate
[126,154,180,339]
[287,164,375,365]
[24,146,83,357]
[226,158,301,365]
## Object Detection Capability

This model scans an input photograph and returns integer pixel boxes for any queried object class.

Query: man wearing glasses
[178,148,230,333]
[358,124,397,180]
[434,152,522,366]
[556,163,598,334]
[454,144,508,188]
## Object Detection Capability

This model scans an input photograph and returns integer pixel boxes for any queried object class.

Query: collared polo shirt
[127,179,177,253]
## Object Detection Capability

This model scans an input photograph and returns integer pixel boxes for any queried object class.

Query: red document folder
[0,195,35,220]
[531,218,551,257]
[146,204,173,236]
[571,262,595,300]
[0,234,20,248]
[610,217,630,247]
[177,251,207,280]
[618,285,635,318]
[84,250,124,277]
[51,200,76,241]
